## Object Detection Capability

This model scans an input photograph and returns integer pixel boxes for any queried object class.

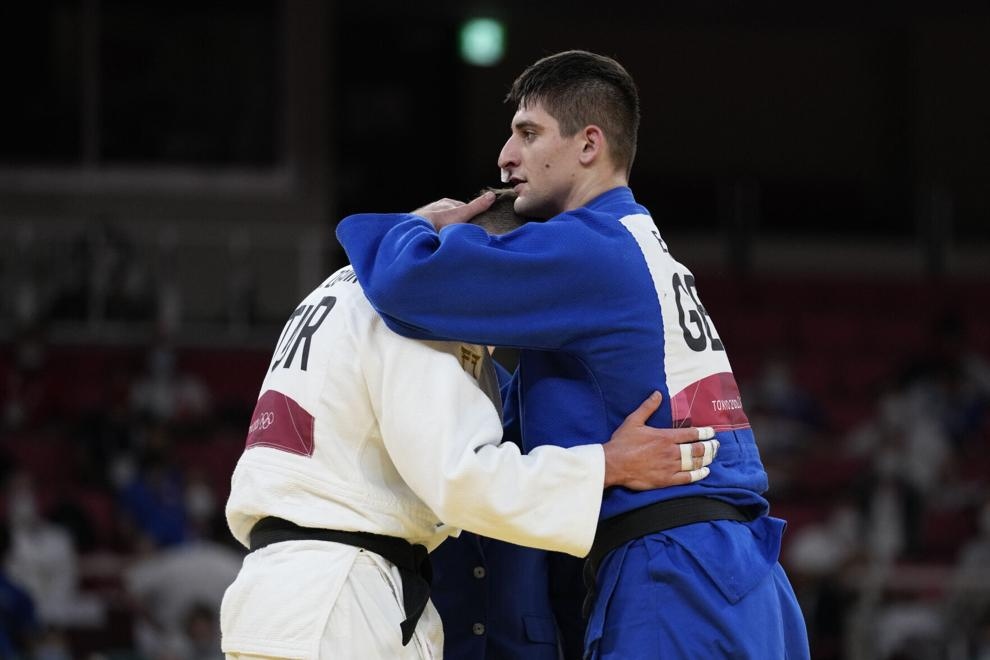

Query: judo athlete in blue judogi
[337,50,811,659]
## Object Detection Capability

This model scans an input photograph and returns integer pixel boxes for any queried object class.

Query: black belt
[582,497,757,617]
[249,516,432,646]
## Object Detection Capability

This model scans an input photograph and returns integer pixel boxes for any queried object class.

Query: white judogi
[220,266,605,659]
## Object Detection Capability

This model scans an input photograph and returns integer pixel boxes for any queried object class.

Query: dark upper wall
[334,2,990,242]
[1,1,988,243]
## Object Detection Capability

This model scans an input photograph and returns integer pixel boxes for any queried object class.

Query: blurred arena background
[1,1,988,659]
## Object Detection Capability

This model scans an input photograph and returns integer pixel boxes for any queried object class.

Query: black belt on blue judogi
[582,497,757,617]
[249,516,432,646]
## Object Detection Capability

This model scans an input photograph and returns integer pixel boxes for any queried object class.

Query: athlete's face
[497,102,584,219]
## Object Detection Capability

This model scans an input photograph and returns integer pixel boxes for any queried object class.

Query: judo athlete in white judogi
[220,197,718,660]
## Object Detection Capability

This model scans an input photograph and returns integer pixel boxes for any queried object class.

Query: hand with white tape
[602,391,718,490]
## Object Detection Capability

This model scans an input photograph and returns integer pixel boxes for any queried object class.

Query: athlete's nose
[497,135,518,172]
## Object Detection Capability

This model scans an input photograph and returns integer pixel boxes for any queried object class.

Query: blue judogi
[337,187,810,659]
[431,360,585,659]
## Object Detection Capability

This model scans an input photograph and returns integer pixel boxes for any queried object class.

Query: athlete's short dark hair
[506,50,640,175]
[469,189,527,235]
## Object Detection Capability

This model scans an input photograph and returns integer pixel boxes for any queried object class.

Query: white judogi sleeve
[362,320,605,558]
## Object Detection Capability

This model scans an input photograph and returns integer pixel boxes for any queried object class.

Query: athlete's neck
[563,170,629,212]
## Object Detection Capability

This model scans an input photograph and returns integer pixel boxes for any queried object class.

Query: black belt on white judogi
[249,516,432,646]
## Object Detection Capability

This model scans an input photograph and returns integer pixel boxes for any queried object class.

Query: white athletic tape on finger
[680,443,693,472]
[703,440,714,466]
[689,466,710,483]
[697,426,714,440]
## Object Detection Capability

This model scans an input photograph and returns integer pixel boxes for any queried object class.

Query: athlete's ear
[578,125,605,166]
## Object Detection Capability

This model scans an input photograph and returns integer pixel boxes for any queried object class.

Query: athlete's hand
[412,191,496,230]
[602,392,718,490]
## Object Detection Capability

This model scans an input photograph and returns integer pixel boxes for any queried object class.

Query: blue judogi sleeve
[336,213,619,348]
[338,193,772,512]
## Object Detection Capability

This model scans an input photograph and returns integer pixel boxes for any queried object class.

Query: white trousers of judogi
[221,540,442,660]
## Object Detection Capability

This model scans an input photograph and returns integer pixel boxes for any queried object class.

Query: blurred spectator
[787,503,862,578]
[73,403,136,495]
[118,441,189,549]
[785,502,862,658]
[124,517,242,660]
[1,326,49,430]
[0,520,40,659]
[846,383,951,560]
[130,343,212,424]
[872,593,944,660]
[897,311,990,447]
[4,469,104,628]
[746,352,828,431]
[860,447,918,561]
[182,601,223,660]
[743,352,828,497]
[184,467,219,540]
[944,499,990,655]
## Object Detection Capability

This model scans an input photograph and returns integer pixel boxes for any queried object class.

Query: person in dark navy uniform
[432,535,584,659]
[432,350,585,660]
